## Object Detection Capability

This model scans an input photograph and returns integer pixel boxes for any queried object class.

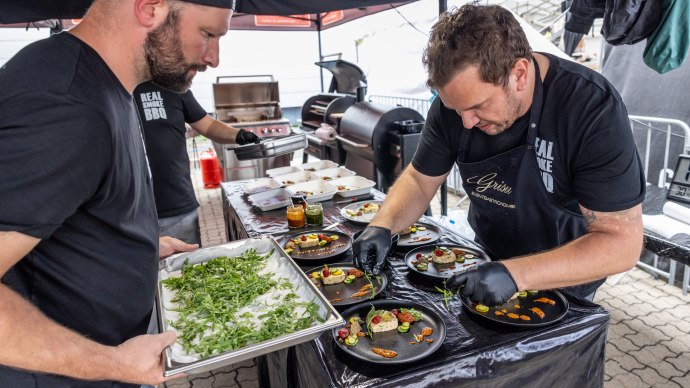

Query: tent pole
[317,14,324,92]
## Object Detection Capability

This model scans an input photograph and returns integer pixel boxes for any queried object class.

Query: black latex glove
[352,226,391,275]
[235,129,260,145]
[446,262,518,307]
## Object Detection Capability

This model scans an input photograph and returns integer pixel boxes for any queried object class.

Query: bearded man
[0,1,235,386]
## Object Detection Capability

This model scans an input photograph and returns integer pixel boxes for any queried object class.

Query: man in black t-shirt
[0,1,235,386]
[354,4,645,305]
[133,81,258,245]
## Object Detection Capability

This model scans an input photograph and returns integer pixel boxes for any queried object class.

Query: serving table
[220,181,610,388]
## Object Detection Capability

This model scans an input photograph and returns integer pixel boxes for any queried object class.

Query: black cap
[180,0,236,10]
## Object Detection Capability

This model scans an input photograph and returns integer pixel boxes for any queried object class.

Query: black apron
[456,59,603,298]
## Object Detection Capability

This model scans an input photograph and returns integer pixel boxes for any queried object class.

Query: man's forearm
[503,205,643,291]
[201,119,240,144]
[0,285,117,381]
[370,166,447,233]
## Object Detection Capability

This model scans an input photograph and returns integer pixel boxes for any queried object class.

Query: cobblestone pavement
[162,144,690,387]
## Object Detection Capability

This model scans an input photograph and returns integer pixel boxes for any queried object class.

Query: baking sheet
[157,236,343,376]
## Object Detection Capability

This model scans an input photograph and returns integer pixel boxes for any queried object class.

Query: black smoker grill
[300,60,365,164]
[336,102,424,193]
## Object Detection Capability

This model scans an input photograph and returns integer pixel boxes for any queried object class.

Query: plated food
[306,264,388,307]
[405,244,488,280]
[396,222,442,248]
[333,299,446,364]
[281,230,352,263]
[340,200,382,224]
[329,176,376,198]
[461,289,569,328]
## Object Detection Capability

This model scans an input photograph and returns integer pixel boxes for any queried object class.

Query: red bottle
[200,149,221,188]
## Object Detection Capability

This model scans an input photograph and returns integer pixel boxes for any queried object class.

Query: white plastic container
[241,177,281,195]
[329,176,376,197]
[248,188,292,211]
[298,160,338,172]
[266,165,301,177]
[285,180,337,202]
[273,170,320,187]
[313,167,356,181]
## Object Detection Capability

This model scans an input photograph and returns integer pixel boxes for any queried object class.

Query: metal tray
[157,236,344,376]
[234,134,307,161]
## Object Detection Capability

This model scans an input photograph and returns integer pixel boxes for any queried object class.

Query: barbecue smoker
[336,103,424,193]
[299,60,364,164]
[212,75,304,181]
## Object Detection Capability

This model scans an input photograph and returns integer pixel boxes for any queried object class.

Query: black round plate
[461,289,569,328]
[304,264,387,307]
[405,244,488,281]
[280,230,352,263]
[396,222,442,249]
[333,299,446,365]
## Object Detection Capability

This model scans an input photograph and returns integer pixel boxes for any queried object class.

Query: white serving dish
[273,170,320,187]
[241,177,281,195]
[298,160,339,172]
[285,180,338,202]
[266,165,301,177]
[329,175,376,197]
[313,167,356,181]
[247,188,292,211]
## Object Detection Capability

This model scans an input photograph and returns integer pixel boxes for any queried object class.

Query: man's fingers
[372,252,387,275]
[447,273,468,290]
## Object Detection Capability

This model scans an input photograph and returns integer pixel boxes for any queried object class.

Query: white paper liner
[159,237,328,364]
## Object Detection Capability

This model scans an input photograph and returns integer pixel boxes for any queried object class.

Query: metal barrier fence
[628,115,690,294]
[367,94,432,119]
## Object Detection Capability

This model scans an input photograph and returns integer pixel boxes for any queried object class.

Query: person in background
[0,0,235,386]
[133,81,259,246]
[353,4,645,306]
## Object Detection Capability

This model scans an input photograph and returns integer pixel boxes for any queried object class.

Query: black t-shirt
[0,33,158,386]
[413,53,645,214]
[133,81,207,218]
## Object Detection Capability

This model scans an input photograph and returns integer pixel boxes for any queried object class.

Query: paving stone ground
[161,141,690,388]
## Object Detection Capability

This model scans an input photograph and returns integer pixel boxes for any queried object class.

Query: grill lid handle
[335,135,369,148]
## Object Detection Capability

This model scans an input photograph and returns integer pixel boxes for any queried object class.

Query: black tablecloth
[221,182,609,388]
[642,186,690,265]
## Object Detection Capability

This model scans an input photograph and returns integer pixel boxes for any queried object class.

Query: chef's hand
[159,236,198,259]
[353,226,391,275]
[235,129,260,145]
[446,262,518,307]
[112,331,185,384]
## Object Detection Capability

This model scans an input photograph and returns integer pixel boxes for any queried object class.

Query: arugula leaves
[162,249,323,358]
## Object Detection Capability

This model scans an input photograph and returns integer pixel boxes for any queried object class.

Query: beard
[143,9,206,93]
[476,87,523,135]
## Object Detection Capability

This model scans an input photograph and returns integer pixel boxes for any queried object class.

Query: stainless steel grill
[212,75,302,181]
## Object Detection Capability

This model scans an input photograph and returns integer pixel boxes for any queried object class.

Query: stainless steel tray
[157,236,343,376]
[234,133,307,161]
